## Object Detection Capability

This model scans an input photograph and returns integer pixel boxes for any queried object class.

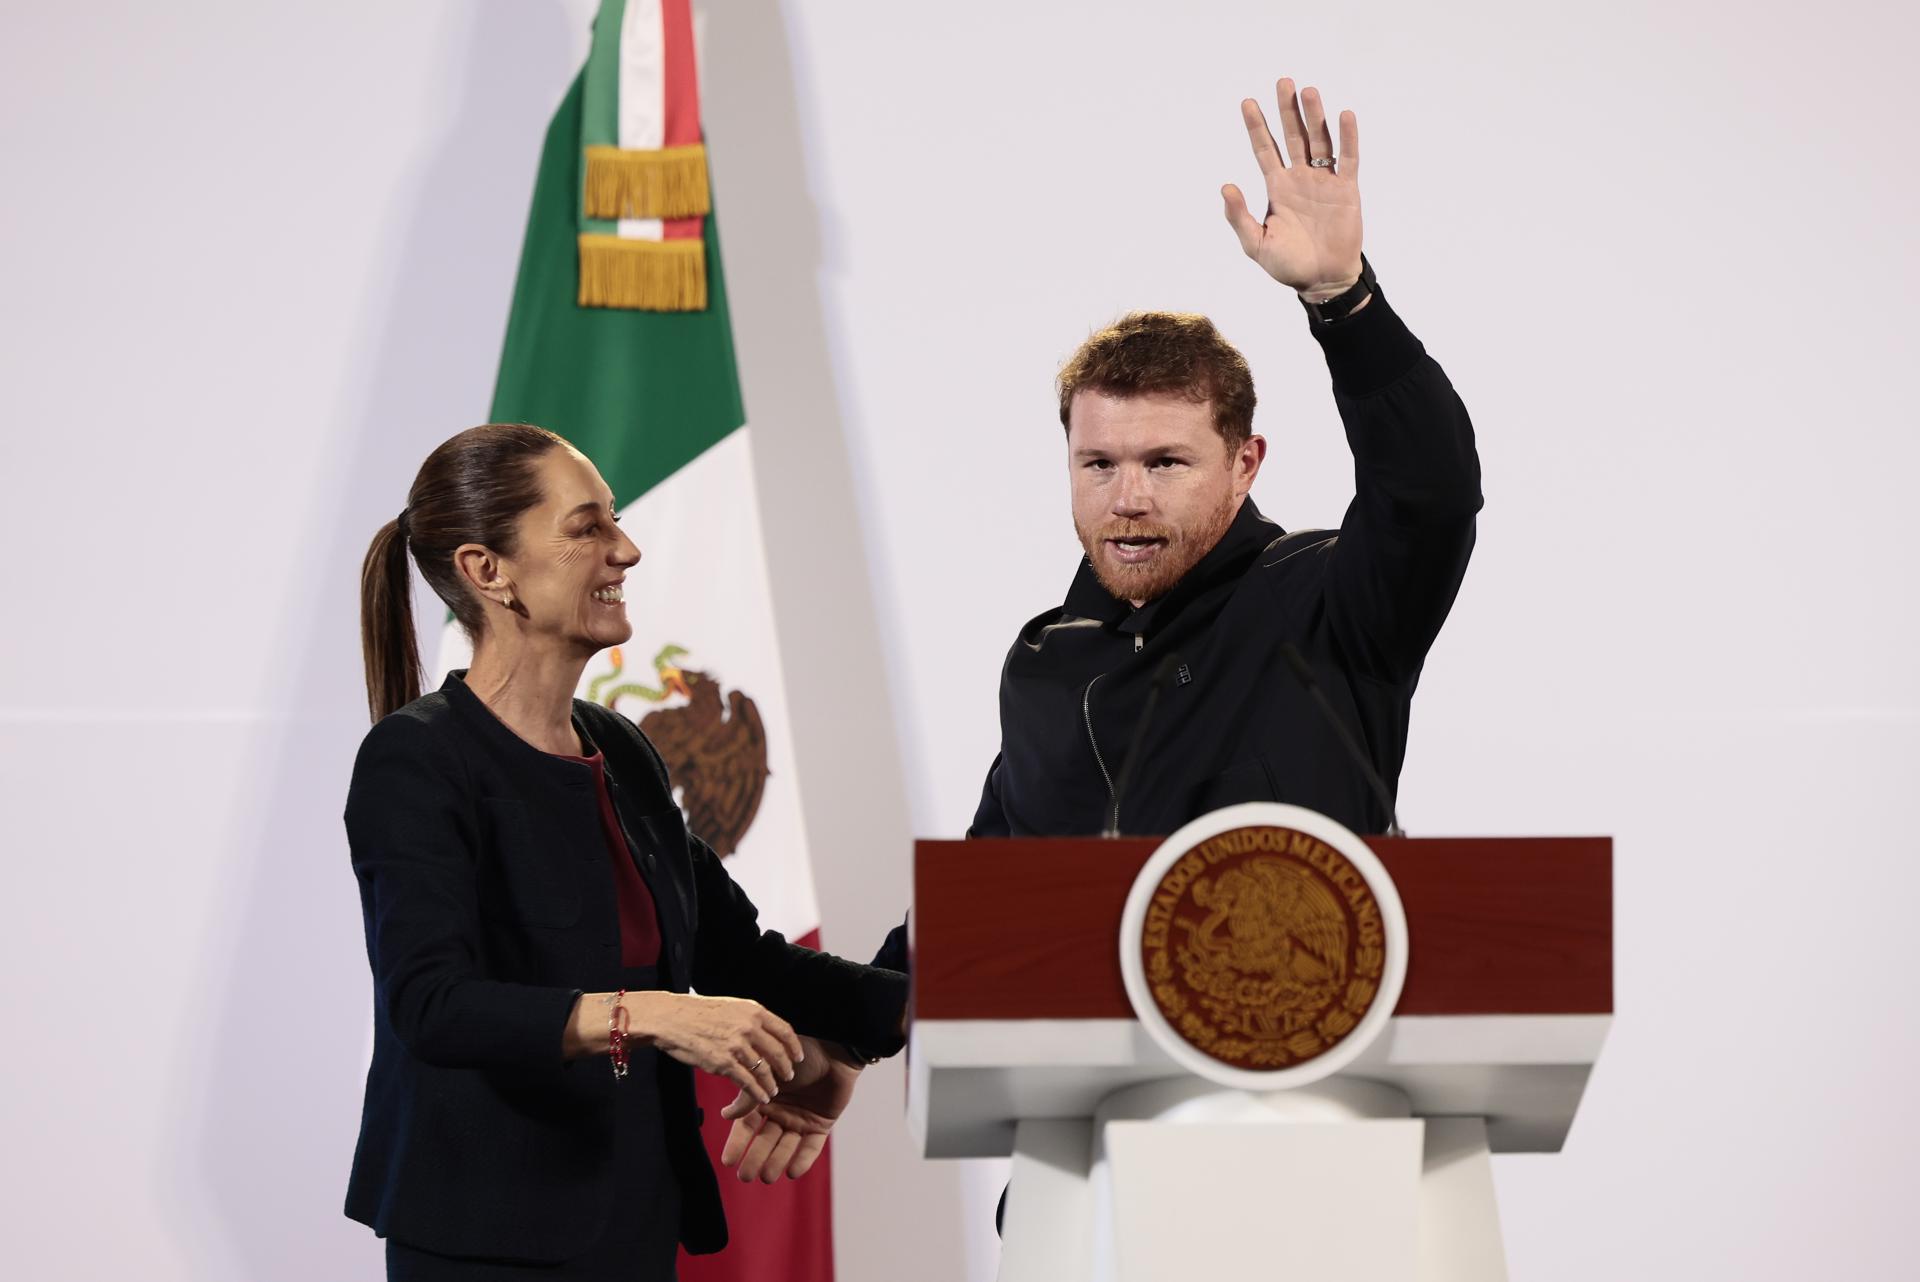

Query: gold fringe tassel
[577,234,708,312]
[583,144,712,220]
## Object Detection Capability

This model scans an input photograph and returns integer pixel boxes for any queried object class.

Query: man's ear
[1234,434,1268,497]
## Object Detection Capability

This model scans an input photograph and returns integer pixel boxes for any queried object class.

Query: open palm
[718,1036,860,1183]
[1222,78,1364,295]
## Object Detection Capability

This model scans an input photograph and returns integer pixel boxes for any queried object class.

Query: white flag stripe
[604,426,820,937]
[616,0,665,152]
[614,2,671,243]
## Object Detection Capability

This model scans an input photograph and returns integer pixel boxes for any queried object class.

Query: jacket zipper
[1083,672,1118,833]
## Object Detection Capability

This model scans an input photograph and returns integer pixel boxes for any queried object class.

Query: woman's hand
[570,991,802,1104]
[720,1036,862,1183]
[637,992,803,1104]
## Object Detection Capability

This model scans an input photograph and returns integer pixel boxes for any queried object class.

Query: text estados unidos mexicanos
[1141,827,1384,952]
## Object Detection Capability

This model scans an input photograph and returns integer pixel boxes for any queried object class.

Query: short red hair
[1057,312,1256,450]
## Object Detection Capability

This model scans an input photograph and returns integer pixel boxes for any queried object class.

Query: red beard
[1075,491,1239,605]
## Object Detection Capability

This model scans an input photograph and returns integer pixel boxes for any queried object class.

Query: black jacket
[343,671,907,1261]
[874,285,1480,971]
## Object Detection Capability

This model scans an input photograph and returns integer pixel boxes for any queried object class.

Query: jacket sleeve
[686,832,909,1058]
[344,714,580,1070]
[966,752,1012,838]
[1307,286,1484,682]
[868,920,909,975]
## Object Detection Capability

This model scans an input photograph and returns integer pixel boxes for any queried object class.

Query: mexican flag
[436,2,837,1276]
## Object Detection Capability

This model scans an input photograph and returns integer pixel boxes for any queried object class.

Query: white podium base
[997,1078,1507,1282]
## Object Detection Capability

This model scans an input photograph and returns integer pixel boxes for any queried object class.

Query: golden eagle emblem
[588,645,770,858]
[1140,825,1387,1071]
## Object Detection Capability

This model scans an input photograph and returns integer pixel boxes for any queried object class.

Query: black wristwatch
[1299,255,1376,326]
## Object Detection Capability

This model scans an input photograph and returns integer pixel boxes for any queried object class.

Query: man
[720,75,1481,1184]
[867,75,1479,970]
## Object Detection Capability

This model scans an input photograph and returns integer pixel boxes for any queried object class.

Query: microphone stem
[1281,642,1404,837]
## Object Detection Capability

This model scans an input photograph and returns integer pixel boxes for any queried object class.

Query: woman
[347,423,904,1279]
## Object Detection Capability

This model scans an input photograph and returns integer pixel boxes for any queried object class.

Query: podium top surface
[913,835,1612,1021]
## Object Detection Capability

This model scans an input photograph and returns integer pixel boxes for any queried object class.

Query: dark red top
[558,749,662,967]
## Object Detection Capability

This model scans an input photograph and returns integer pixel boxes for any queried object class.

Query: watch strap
[1300,255,1377,326]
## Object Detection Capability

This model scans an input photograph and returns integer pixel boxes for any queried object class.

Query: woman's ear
[454,544,515,609]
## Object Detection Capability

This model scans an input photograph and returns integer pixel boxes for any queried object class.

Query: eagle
[1192,860,1349,991]
[592,646,770,859]
[640,669,770,858]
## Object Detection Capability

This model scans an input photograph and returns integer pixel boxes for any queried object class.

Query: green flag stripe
[489,69,744,508]
[579,0,625,154]
[578,0,624,234]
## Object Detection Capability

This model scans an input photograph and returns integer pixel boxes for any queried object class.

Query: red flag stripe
[661,0,703,242]
[676,927,836,1282]
[661,0,701,148]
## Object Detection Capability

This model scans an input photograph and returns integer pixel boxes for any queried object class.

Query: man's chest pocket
[478,798,583,928]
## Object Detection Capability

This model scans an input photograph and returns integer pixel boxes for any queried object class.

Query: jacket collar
[441,669,598,789]
[1061,497,1285,636]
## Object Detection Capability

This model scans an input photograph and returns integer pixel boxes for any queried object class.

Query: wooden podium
[906,826,1612,1281]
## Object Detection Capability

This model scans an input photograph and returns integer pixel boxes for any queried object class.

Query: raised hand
[1221,78,1364,299]
[719,1035,861,1183]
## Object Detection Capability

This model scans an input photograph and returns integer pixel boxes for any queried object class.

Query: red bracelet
[609,989,631,1082]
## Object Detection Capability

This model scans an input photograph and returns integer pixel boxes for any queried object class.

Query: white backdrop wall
[2,1,1915,1279]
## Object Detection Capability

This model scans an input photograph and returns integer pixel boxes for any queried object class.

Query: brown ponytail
[359,515,422,723]
[357,424,567,722]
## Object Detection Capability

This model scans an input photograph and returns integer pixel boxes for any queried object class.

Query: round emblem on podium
[1119,803,1408,1091]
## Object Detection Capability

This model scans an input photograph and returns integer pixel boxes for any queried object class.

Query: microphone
[1104,650,1183,839]
[1279,642,1404,837]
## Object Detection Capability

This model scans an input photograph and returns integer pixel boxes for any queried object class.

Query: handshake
[570,989,873,1184]
[716,1034,866,1185]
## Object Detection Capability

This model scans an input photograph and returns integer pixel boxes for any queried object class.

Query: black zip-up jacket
[872,283,1480,975]
[343,671,907,1261]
